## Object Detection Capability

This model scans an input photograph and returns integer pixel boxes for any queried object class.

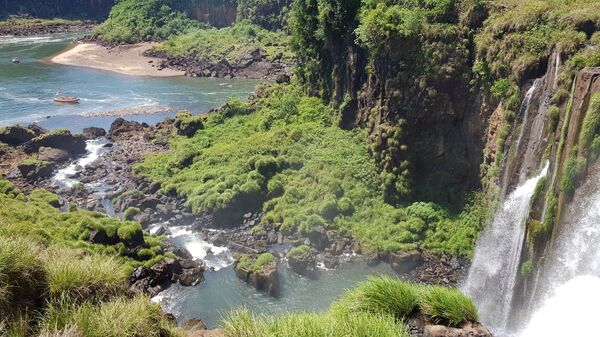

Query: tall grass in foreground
[43,248,130,303]
[223,276,480,336]
[222,308,409,337]
[331,276,419,318]
[419,285,479,326]
[40,295,183,337]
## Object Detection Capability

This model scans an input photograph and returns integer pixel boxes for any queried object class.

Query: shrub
[123,207,141,221]
[520,260,533,277]
[174,110,203,137]
[419,285,478,326]
[332,276,419,319]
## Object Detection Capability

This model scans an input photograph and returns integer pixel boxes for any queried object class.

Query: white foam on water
[52,138,108,188]
[169,226,233,271]
[519,276,600,337]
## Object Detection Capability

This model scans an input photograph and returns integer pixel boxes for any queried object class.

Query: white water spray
[518,171,600,336]
[52,139,108,188]
[464,162,548,332]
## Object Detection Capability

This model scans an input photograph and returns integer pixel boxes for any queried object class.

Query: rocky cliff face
[172,0,237,27]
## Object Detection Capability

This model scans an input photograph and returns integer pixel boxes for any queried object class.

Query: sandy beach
[50,42,185,77]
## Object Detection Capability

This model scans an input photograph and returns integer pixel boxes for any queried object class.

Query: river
[0,33,258,129]
[2,33,397,328]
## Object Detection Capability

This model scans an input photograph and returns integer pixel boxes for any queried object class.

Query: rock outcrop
[24,129,86,155]
[0,125,36,146]
[233,254,279,297]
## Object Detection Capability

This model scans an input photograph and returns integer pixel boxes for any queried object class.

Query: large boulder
[17,159,54,181]
[108,118,145,139]
[24,129,86,155]
[390,251,423,274]
[287,247,317,277]
[82,127,107,139]
[27,124,48,136]
[0,125,36,146]
[234,254,279,297]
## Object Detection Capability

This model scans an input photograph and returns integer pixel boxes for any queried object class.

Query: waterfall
[518,170,600,337]
[463,162,548,333]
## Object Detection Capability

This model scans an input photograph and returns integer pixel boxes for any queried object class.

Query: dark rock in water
[307,226,329,250]
[422,322,493,337]
[103,142,114,148]
[287,250,317,277]
[37,147,70,163]
[0,125,36,146]
[154,225,171,236]
[27,124,48,136]
[82,127,107,139]
[183,318,208,331]
[179,263,204,286]
[390,251,423,274]
[108,118,145,139]
[17,159,54,181]
[233,254,279,297]
[24,129,86,155]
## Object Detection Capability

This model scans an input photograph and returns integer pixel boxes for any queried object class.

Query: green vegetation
[236,0,291,29]
[93,0,203,44]
[224,276,480,336]
[152,20,293,65]
[287,245,311,257]
[136,84,487,255]
[123,207,141,221]
[236,253,275,272]
[39,295,181,337]
[0,180,175,336]
[520,260,533,277]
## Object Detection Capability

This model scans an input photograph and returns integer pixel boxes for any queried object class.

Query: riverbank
[0,18,95,36]
[50,42,186,77]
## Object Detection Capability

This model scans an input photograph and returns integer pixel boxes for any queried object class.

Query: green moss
[117,223,143,242]
[123,207,141,221]
[287,245,311,258]
[578,93,600,159]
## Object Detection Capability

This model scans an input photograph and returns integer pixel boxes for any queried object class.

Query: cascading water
[463,162,548,333]
[518,170,600,337]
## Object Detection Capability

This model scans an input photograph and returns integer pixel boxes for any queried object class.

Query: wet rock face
[37,148,70,163]
[0,125,36,146]
[108,118,146,139]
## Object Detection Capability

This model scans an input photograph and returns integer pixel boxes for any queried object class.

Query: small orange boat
[54,97,80,103]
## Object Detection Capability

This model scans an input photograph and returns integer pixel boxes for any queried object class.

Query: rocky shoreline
[145,48,292,81]
[0,20,96,37]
